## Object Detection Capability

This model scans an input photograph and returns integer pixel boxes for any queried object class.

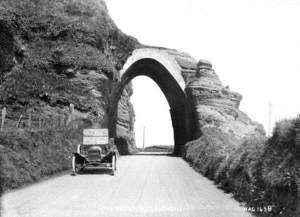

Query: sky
[106,0,300,147]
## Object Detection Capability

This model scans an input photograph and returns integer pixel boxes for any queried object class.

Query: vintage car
[72,129,117,175]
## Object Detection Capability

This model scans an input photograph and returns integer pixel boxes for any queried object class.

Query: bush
[0,119,91,194]
[186,117,300,217]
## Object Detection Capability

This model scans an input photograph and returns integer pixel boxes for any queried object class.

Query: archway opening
[109,58,191,156]
[130,76,174,153]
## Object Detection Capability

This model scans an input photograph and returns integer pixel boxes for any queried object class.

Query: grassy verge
[185,117,300,217]
[0,119,91,195]
[137,145,174,153]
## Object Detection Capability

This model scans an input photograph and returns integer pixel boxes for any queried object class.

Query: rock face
[116,84,136,154]
[0,0,139,152]
[114,47,265,156]
[185,60,266,178]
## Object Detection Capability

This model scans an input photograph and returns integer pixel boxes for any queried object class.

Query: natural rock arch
[109,48,197,156]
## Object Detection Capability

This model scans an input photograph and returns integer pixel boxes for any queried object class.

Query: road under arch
[109,48,198,156]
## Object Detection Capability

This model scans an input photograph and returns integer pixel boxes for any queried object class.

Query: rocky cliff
[185,60,266,180]
[116,84,137,154]
[0,0,139,152]
[185,67,300,216]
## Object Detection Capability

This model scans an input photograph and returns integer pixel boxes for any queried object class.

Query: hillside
[1,2,299,216]
[0,0,140,152]
[184,61,300,216]
[186,115,300,216]
[0,0,140,193]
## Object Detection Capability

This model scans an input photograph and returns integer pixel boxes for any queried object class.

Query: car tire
[72,156,78,175]
[111,155,116,175]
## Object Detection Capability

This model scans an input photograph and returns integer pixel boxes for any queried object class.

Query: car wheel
[111,155,116,175]
[72,156,78,175]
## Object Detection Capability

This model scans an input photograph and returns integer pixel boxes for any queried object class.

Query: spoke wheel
[111,155,116,176]
[72,156,78,175]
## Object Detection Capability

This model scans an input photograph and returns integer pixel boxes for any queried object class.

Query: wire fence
[0,104,74,132]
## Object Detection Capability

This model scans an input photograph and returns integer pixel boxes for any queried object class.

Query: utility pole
[142,126,145,150]
[268,101,272,137]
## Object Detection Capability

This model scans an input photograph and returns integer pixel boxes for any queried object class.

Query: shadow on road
[71,168,113,176]
[133,152,176,156]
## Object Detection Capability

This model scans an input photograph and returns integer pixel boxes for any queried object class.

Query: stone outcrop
[142,49,266,159]
[116,84,136,154]
[111,47,197,155]
[114,47,265,156]
[186,60,264,140]
[185,60,265,177]
[0,0,139,152]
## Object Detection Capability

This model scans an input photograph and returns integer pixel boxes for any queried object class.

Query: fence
[0,104,74,132]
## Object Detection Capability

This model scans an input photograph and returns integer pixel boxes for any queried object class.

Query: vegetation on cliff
[0,0,140,147]
[0,0,139,192]
[186,117,300,217]
[0,0,139,123]
[0,119,92,194]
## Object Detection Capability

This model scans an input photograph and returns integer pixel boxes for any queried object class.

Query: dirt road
[1,155,252,217]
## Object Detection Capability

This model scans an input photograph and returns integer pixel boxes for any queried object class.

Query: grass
[137,145,174,153]
[0,0,140,189]
[185,117,300,217]
[0,118,92,195]
[0,0,139,118]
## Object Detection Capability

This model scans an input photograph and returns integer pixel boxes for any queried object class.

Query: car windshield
[80,144,111,155]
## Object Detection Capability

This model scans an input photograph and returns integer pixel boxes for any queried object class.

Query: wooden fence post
[60,115,65,127]
[28,110,31,129]
[1,107,6,131]
[16,114,23,128]
[54,115,57,128]
[57,115,60,127]
[66,103,74,126]
[49,117,52,128]
[51,115,54,128]
[51,116,55,128]
[38,116,41,129]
